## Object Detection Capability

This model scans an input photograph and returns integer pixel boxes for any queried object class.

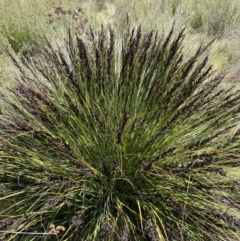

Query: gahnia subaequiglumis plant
[0,22,240,241]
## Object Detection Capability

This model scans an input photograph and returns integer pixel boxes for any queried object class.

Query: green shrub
[1,20,42,56]
[0,23,240,241]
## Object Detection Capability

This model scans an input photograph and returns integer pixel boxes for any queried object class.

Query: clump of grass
[0,22,240,241]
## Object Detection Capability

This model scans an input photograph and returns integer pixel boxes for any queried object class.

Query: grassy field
[0,0,240,241]
[1,0,240,62]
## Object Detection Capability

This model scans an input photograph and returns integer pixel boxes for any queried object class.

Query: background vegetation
[1,0,240,69]
[0,0,240,240]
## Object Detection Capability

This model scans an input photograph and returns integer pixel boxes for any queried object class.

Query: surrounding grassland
[1,0,240,67]
[0,0,240,240]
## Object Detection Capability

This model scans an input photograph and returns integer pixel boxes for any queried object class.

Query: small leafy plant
[1,20,40,56]
[0,21,240,240]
